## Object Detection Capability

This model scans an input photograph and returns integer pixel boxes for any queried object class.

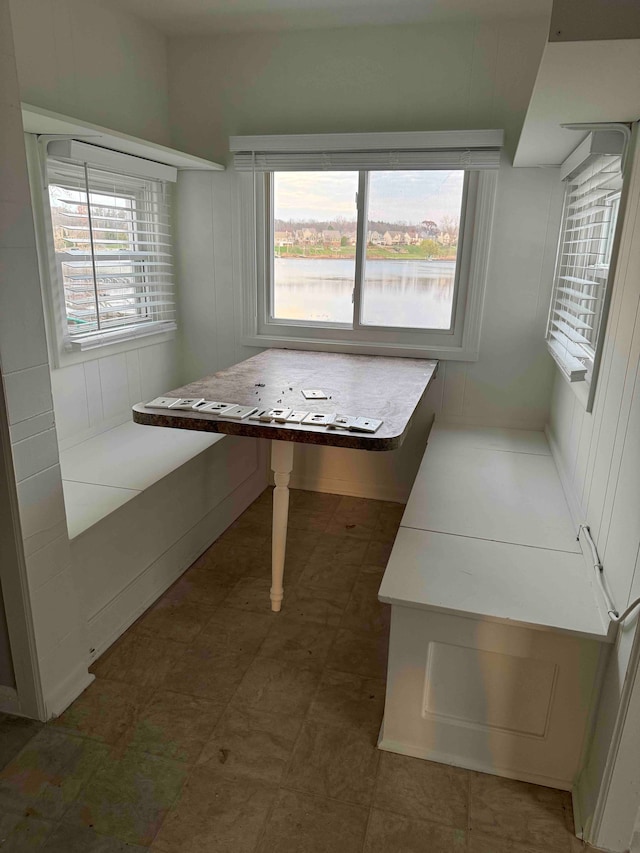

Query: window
[44,141,177,352]
[232,131,502,359]
[546,130,627,404]
[270,170,465,332]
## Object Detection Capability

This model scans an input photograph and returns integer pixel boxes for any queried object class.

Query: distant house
[341,230,357,245]
[368,230,383,245]
[296,228,318,243]
[274,231,294,247]
[322,230,341,244]
[437,232,452,246]
[383,230,403,245]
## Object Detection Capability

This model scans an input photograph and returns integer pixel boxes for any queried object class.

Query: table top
[132,349,438,451]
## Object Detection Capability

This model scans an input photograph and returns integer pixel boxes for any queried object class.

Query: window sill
[240,331,479,361]
[54,328,177,369]
[67,322,177,353]
[552,360,590,410]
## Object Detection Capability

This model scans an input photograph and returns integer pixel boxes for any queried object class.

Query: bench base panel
[380,605,604,791]
[71,436,268,663]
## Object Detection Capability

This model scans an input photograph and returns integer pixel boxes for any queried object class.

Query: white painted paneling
[138,339,181,400]
[3,364,52,424]
[0,248,48,373]
[50,339,181,450]
[70,435,263,641]
[381,606,602,789]
[125,350,142,408]
[0,7,85,721]
[11,427,58,482]
[49,363,89,443]
[9,410,55,444]
[24,534,71,592]
[83,360,103,429]
[30,567,82,651]
[547,129,640,850]
[98,353,130,423]
[15,464,66,556]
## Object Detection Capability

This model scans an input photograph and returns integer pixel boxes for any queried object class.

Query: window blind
[47,157,176,349]
[546,143,624,383]
[231,129,503,172]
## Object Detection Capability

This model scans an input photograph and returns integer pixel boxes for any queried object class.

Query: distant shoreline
[274,255,457,262]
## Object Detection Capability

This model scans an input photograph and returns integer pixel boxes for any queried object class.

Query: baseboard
[0,685,20,715]
[572,786,585,840]
[44,665,94,720]
[87,464,268,662]
[436,413,548,431]
[288,473,408,504]
[377,737,573,791]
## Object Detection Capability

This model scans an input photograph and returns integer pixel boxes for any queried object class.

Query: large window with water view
[271,169,464,330]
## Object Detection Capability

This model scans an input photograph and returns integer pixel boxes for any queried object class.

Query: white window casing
[546,129,628,408]
[36,139,179,360]
[233,130,502,360]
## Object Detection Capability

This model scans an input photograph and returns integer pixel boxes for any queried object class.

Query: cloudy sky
[274,170,464,225]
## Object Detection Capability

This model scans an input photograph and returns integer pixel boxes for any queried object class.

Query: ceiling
[105,0,552,36]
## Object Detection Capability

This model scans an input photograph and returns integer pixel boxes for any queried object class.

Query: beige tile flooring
[0,488,606,852]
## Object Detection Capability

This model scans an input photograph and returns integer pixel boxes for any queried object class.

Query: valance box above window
[230,129,504,171]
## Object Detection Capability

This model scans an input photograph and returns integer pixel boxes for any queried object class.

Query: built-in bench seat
[378,424,614,792]
[58,417,267,661]
[60,421,225,538]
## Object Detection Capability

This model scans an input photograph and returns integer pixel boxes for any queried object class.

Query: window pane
[361,170,464,329]
[48,161,175,339]
[272,171,358,323]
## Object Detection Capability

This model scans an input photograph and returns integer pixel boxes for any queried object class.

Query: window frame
[27,136,179,368]
[544,129,628,411]
[239,167,497,361]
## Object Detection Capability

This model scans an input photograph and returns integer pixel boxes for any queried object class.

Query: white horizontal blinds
[234,149,501,172]
[547,151,622,382]
[47,158,176,346]
[231,129,503,172]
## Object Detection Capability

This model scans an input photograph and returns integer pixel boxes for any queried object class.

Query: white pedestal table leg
[270,439,294,612]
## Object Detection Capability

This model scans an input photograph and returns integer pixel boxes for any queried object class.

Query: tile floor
[0,488,605,852]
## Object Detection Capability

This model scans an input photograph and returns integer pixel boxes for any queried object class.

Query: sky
[274,170,464,225]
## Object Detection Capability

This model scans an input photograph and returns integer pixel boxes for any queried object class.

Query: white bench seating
[59,419,266,661]
[60,421,225,538]
[378,424,614,791]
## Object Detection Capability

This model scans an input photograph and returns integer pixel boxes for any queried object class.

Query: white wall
[547,126,640,851]
[169,17,561,499]
[0,0,89,718]
[11,0,176,448]
[49,342,181,450]
[9,0,170,145]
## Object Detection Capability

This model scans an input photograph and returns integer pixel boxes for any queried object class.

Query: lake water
[273,258,456,328]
